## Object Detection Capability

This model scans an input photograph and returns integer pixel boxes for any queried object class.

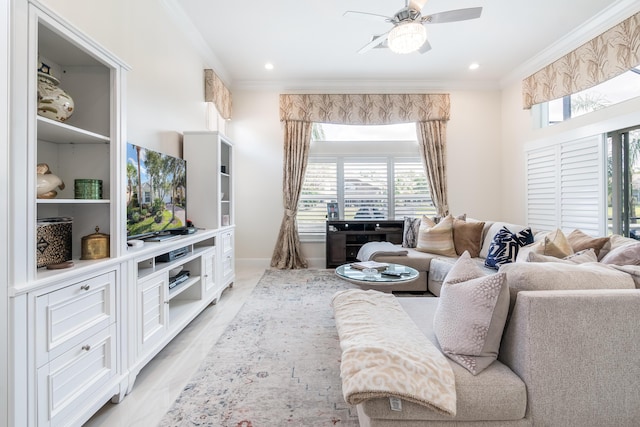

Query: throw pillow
[538,229,574,258]
[479,222,532,259]
[567,229,609,256]
[434,252,509,375]
[432,213,466,224]
[416,214,457,257]
[485,226,534,270]
[402,216,421,248]
[600,242,640,266]
[452,218,485,257]
[527,248,597,264]
[599,234,638,260]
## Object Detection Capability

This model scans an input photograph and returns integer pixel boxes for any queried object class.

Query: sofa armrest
[499,289,640,426]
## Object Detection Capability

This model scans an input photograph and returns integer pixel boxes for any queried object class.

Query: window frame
[298,154,433,242]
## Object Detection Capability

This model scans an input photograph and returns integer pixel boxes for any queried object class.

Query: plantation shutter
[559,137,604,235]
[394,160,436,218]
[343,159,388,219]
[526,135,605,235]
[526,147,557,231]
[298,159,337,233]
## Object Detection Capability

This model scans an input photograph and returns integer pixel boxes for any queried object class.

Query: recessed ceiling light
[264,62,274,70]
[469,62,480,70]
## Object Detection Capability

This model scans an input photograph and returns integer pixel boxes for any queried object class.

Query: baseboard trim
[236,258,327,270]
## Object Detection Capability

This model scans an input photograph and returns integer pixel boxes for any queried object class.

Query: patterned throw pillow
[416,215,457,256]
[402,217,421,248]
[434,251,509,375]
[485,226,534,270]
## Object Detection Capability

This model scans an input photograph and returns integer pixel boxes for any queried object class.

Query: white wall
[231,89,504,267]
[1,1,9,423]
[40,0,211,157]
[500,78,640,224]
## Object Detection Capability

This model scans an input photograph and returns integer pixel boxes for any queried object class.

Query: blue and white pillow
[485,226,534,270]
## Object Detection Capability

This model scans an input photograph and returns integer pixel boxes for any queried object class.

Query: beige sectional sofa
[368,219,640,295]
[340,218,640,426]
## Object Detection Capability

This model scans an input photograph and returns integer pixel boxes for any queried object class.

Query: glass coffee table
[335,263,419,292]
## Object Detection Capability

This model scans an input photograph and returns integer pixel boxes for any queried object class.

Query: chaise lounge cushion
[357,297,527,422]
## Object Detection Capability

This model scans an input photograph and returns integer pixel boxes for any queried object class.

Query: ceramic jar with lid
[37,71,74,122]
[80,226,110,260]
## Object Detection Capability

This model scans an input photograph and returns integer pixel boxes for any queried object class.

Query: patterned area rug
[159,269,360,426]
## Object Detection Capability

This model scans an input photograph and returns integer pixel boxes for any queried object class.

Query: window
[525,135,605,236]
[540,67,640,126]
[298,123,435,237]
[607,126,640,239]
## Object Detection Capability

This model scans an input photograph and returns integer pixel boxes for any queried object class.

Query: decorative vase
[37,163,66,199]
[37,72,74,122]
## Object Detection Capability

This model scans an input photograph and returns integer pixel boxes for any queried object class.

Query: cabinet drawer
[36,271,116,367]
[37,324,117,427]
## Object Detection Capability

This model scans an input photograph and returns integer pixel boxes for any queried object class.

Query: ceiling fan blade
[418,39,432,54]
[358,31,390,54]
[422,7,482,24]
[408,0,429,12]
[343,10,391,23]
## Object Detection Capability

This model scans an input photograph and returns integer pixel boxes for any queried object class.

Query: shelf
[169,298,201,324]
[168,275,200,300]
[37,198,110,204]
[37,116,110,144]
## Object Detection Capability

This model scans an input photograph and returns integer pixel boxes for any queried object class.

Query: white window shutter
[526,147,557,232]
[559,137,604,235]
[526,135,605,236]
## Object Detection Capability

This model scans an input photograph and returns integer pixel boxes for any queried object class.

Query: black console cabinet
[325,220,404,268]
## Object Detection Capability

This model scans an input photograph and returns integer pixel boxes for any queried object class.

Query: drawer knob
[80,284,91,291]
[82,345,91,351]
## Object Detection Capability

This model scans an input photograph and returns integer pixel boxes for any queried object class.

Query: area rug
[159,269,360,426]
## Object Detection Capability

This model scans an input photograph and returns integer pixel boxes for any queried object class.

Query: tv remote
[381,270,404,277]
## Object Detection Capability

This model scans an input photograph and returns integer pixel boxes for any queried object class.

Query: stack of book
[350,261,389,271]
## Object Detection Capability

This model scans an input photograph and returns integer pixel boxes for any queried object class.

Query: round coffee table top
[335,263,419,290]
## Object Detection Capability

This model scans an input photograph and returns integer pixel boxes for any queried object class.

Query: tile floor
[84,267,265,427]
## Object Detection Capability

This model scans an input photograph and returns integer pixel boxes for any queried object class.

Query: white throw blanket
[356,241,408,261]
[331,289,457,416]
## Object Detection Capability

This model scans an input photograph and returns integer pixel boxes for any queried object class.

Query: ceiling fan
[344,0,482,54]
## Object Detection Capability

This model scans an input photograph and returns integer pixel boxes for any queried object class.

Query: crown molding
[161,0,231,87]
[230,78,501,93]
[500,0,640,88]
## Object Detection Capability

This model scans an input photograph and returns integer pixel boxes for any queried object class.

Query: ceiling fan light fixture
[388,21,426,54]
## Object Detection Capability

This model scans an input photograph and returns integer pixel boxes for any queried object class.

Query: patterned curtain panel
[416,120,449,217]
[523,11,640,109]
[279,93,450,125]
[270,120,313,269]
[204,69,232,120]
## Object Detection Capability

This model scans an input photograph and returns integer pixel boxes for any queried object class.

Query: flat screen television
[126,143,187,240]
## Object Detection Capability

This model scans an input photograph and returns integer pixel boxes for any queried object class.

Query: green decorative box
[74,179,103,199]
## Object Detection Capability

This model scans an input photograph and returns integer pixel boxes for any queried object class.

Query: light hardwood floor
[84,267,265,427]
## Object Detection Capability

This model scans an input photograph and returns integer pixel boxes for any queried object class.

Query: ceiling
[174,0,636,90]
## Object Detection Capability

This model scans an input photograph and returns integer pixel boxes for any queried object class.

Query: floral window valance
[522,11,640,109]
[279,93,450,125]
[204,68,232,120]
